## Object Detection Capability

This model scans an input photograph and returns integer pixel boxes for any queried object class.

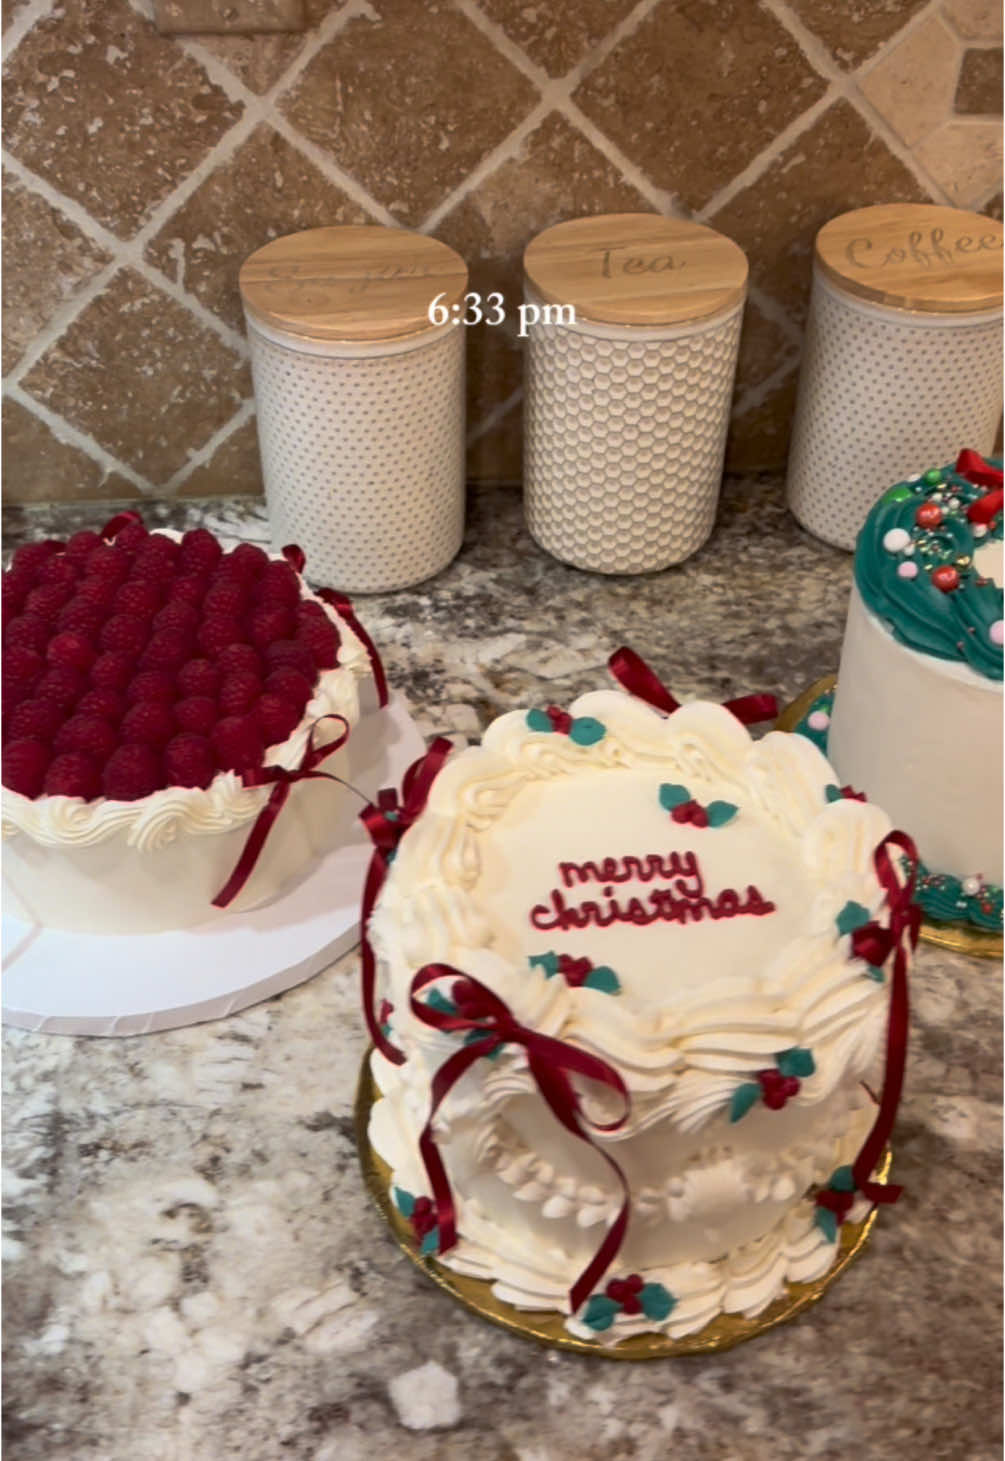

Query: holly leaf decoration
[419,1226,440,1256]
[729,1083,760,1123]
[426,988,458,1016]
[776,1047,815,1079]
[659,783,690,810]
[830,1166,855,1193]
[463,1029,502,1060]
[569,717,606,746]
[825,784,843,803]
[814,1207,839,1244]
[529,952,560,978]
[639,1282,676,1321]
[836,900,871,937]
[393,1187,415,1218]
[526,708,553,733]
[583,965,621,995]
[582,1294,620,1331]
[705,800,738,828]
[866,965,885,982]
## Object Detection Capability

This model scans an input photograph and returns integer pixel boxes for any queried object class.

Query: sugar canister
[522,214,747,574]
[787,203,1003,550]
[239,225,467,593]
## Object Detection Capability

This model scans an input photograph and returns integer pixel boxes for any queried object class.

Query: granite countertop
[3,479,1002,1461]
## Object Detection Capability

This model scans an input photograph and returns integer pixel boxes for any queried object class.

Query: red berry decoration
[176,658,221,698]
[75,574,121,608]
[2,739,50,798]
[25,581,75,620]
[219,672,262,717]
[64,530,104,564]
[35,665,86,709]
[102,743,162,801]
[169,574,208,609]
[7,698,65,744]
[163,733,216,790]
[264,665,313,710]
[99,614,149,658]
[77,687,125,723]
[153,600,199,636]
[54,715,118,762]
[197,616,247,658]
[2,573,31,617]
[11,540,62,578]
[178,529,222,575]
[47,632,97,674]
[125,670,176,706]
[44,752,102,800]
[121,701,176,750]
[264,640,316,682]
[90,651,136,693]
[175,696,218,736]
[295,614,339,669]
[932,565,960,593]
[256,693,300,746]
[202,581,248,620]
[140,631,193,672]
[56,599,106,640]
[249,605,294,650]
[212,715,264,772]
[216,643,261,679]
[113,579,163,619]
[227,543,269,579]
[257,560,301,608]
[5,644,45,687]
[36,556,78,592]
[111,522,149,554]
[915,501,942,528]
[757,1068,799,1111]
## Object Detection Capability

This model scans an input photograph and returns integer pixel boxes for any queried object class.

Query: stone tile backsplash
[2,0,1002,503]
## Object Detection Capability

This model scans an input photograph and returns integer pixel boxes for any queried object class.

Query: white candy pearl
[974,524,988,538]
[807,710,830,731]
[990,620,1004,646]
[962,876,981,896]
[898,561,919,579]
[903,543,915,556]
[883,528,911,553]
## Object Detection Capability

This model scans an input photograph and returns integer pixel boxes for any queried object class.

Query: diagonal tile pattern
[1,0,1001,502]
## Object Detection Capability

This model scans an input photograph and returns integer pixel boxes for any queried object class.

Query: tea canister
[522,213,747,574]
[239,225,467,593]
[787,203,1003,551]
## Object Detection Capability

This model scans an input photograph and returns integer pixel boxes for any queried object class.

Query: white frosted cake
[2,516,385,933]
[364,686,916,1345]
[827,452,1003,931]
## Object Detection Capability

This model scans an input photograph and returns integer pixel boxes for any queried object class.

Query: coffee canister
[240,225,467,593]
[787,203,1003,551]
[522,213,747,574]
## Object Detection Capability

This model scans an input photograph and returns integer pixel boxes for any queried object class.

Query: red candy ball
[915,502,942,528]
[931,565,960,593]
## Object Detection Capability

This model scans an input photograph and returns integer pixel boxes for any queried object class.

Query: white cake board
[1,693,426,1037]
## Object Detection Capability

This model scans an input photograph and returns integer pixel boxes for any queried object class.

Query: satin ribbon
[211,714,351,908]
[281,544,389,708]
[607,646,778,726]
[409,964,632,1314]
[358,738,455,1065]
[100,509,144,541]
[956,448,1004,493]
[810,828,920,1223]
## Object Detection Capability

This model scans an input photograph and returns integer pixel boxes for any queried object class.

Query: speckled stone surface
[3,481,1002,1461]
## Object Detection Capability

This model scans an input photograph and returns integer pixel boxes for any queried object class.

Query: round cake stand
[1,694,426,1037]
[776,675,1003,961]
[355,1056,891,1359]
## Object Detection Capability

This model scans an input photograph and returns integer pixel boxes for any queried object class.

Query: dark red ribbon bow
[212,714,351,908]
[608,646,778,727]
[956,447,1004,493]
[410,963,632,1314]
[358,739,455,1064]
[845,829,920,1206]
[281,544,389,708]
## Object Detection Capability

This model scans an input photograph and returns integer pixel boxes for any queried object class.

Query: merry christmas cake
[2,513,387,934]
[821,451,1003,931]
[361,666,916,1345]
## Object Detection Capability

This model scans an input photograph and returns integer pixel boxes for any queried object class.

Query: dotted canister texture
[787,270,1003,552]
[247,322,465,594]
[524,302,743,574]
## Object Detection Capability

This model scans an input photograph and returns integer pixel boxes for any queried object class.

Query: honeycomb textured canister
[524,302,744,574]
[247,321,465,593]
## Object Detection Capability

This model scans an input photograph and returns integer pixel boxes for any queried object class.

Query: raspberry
[296,613,339,669]
[175,696,218,736]
[2,573,30,618]
[5,614,50,655]
[125,670,176,706]
[99,614,149,658]
[140,630,192,672]
[168,574,208,609]
[2,739,50,798]
[163,733,216,790]
[256,693,300,746]
[212,714,264,772]
[133,539,179,582]
[103,743,162,801]
[110,522,148,554]
[249,604,294,650]
[44,751,102,800]
[153,600,199,637]
[263,640,316,681]
[113,579,163,619]
[197,616,247,658]
[77,687,125,723]
[25,581,75,619]
[176,657,220,698]
[64,530,104,565]
[121,701,175,749]
[264,666,313,710]
[178,528,222,576]
[215,643,260,679]
[46,632,97,674]
[53,715,118,762]
[90,651,136,693]
[202,581,248,620]
[10,540,62,578]
[4,645,45,686]
[219,672,262,717]
[75,574,121,608]
[36,556,78,591]
[85,544,131,584]
[56,599,106,640]
[256,560,301,608]
[7,698,65,744]
[227,543,269,579]
[35,664,87,709]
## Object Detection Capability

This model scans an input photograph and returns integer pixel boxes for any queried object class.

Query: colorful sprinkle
[897,561,918,580]
[882,527,911,553]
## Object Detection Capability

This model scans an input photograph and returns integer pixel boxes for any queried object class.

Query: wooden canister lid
[239,225,468,342]
[815,204,1003,314]
[523,214,748,327]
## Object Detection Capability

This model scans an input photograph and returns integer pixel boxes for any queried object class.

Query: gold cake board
[356,1057,891,1360]
[776,675,1003,962]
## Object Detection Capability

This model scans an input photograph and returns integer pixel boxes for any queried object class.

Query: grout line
[451,0,552,91]
[164,398,257,492]
[560,99,679,216]
[745,284,803,349]
[4,381,155,495]
[732,354,799,418]
[466,386,523,447]
[420,101,555,234]
[268,115,400,228]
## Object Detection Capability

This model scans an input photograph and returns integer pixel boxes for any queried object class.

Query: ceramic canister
[240,225,468,593]
[786,203,1003,551]
[522,213,748,574]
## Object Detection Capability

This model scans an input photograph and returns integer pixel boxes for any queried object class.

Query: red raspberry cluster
[2,522,341,803]
[756,1068,801,1110]
[669,798,709,827]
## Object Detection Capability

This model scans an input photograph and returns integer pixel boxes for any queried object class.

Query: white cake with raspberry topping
[2,517,384,934]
